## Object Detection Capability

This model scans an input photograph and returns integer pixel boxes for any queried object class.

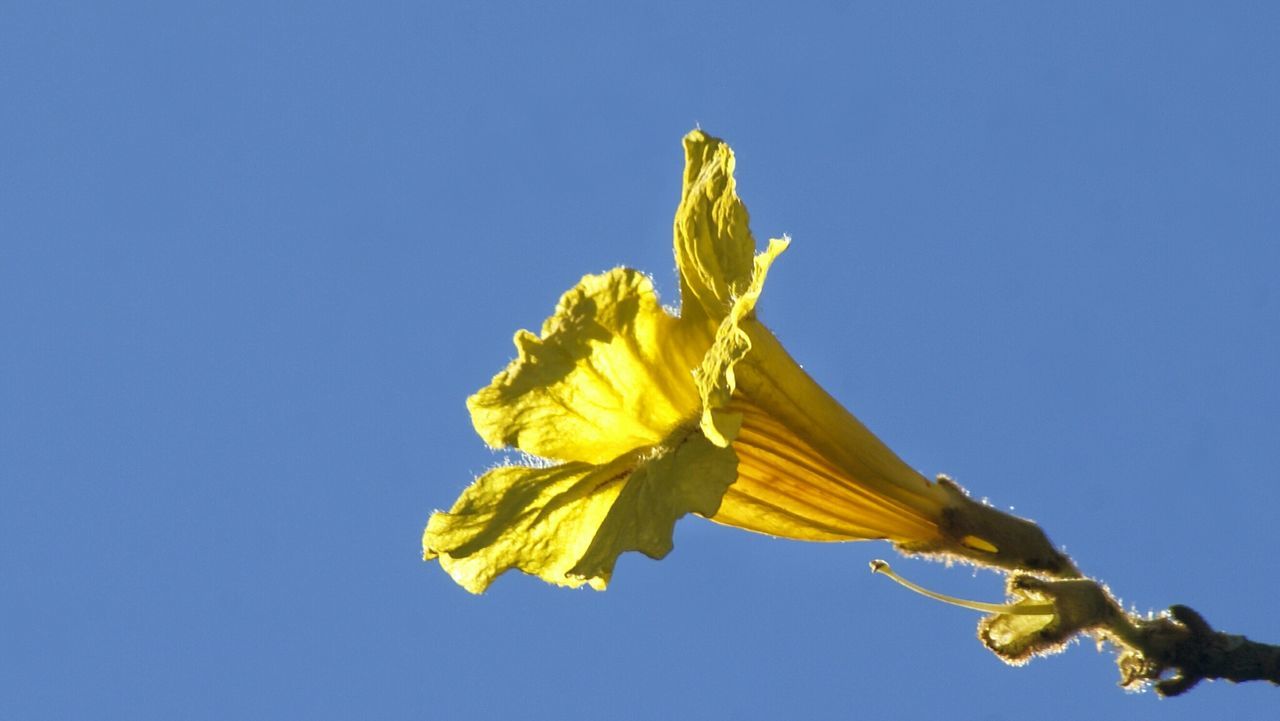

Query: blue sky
[4,2,1279,718]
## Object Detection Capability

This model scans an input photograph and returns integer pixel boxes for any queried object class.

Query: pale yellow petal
[570,431,737,580]
[424,459,629,593]
[468,268,704,464]
[695,237,789,447]
[425,427,737,594]
[674,129,757,324]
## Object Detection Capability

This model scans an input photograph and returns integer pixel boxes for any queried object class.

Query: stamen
[869,560,1055,616]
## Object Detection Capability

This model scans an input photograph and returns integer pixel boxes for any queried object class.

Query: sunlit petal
[468,268,703,465]
[424,427,736,593]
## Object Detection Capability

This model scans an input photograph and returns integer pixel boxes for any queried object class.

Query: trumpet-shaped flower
[424,130,1073,593]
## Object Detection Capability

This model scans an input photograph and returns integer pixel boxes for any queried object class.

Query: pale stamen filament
[869,560,1055,616]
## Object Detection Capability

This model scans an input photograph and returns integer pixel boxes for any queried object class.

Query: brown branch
[1115,603,1280,696]
[973,561,1280,695]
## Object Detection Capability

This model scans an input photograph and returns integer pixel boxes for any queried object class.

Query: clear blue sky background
[4,2,1279,719]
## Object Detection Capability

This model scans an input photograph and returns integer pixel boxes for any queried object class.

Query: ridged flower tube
[423,130,1073,594]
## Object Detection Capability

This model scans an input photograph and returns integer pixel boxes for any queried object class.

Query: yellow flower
[424,130,1072,593]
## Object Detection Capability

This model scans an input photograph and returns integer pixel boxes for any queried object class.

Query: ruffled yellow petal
[695,236,790,447]
[468,268,704,465]
[424,459,628,593]
[424,427,736,593]
[570,430,737,581]
[674,129,757,325]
